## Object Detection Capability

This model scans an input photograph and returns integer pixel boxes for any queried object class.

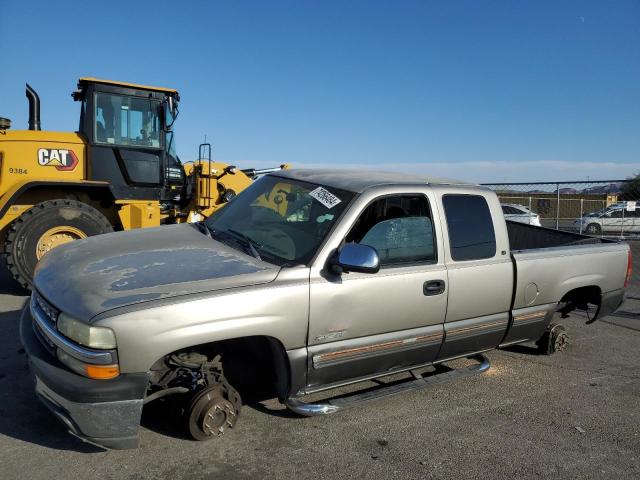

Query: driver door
[306,190,448,391]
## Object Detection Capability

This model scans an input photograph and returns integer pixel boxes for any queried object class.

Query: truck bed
[507,221,628,312]
[506,221,605,251]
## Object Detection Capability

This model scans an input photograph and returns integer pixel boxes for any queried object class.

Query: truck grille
[30,291,60,355]
[32,290,59,325]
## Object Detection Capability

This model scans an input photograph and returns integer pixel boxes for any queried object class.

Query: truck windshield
[204,176,355,265]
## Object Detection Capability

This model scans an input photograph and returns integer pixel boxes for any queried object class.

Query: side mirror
[164,96,178,130]
[332,243,380,274]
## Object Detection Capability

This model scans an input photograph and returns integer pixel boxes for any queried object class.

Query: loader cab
[74,78,185,208]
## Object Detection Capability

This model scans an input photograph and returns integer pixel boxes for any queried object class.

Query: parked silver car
[575,202,640,235]
[501,203,541,226]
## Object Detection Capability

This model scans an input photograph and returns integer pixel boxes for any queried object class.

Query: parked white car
[501,203,542,226]
[575,202,640,235]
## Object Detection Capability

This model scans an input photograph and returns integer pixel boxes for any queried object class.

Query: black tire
[187,381,242,441]
[3,199,113,289]
[585,223,602,235]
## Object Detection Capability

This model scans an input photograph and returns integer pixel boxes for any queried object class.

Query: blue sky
[1,0,638,182]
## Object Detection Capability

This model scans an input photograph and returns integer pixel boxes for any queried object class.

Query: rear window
[443,195,496,261]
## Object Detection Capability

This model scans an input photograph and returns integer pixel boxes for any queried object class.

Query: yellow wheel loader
[0,78,286,288]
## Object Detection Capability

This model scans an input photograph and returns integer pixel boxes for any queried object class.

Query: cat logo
[37,148,79,171]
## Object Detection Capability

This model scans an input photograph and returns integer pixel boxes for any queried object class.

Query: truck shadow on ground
[0,309,104,452]
[140,392,297,441]
[0,260,28,296]
[599,316,640,332]
[0,279,27,297]
[500,344,544,356]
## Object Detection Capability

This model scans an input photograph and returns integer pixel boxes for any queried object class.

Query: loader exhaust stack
[26,83,41,131]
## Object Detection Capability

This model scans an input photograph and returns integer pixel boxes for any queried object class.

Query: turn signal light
[85,364,120,380]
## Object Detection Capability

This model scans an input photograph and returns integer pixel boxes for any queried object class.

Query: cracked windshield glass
[205,177,355,265]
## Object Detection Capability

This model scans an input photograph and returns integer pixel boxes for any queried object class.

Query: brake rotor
[188,385,240,441]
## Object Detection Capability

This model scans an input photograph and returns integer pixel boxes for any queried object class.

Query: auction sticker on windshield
[309,187,342,209]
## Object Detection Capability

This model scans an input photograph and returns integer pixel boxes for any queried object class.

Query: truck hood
[33,224,280,321]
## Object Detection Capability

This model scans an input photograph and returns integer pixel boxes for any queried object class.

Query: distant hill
[487,182,623,194]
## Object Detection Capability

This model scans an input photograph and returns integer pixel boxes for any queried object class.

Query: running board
[285,354,491,416]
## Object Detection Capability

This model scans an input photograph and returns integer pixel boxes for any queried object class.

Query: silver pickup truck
[20,169,632,449]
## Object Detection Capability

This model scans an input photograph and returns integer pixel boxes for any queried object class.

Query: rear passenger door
[627,208,640,233]
[307,190,448,391]
[435,190,513,360]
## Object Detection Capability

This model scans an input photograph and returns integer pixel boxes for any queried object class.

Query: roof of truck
[273,169,475,192]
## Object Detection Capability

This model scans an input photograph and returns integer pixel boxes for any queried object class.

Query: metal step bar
[285,353,491,416]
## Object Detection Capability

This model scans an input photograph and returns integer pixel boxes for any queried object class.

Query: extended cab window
[346,195,436,266]
[443,194,496,261]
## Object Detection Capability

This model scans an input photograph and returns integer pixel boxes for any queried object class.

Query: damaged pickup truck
[20,169,632,449]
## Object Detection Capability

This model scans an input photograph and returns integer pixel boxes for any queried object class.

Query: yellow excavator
[0,78,286,288]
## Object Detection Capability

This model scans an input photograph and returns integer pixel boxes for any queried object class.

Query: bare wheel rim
[554,332,568,352]
[36,226,87,260]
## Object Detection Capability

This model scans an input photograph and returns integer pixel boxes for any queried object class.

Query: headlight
[57,313,117,349]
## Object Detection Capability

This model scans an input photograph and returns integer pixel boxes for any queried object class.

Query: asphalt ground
[0,244,638,480]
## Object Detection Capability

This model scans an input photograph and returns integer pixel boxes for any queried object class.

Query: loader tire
[3,199,113,289]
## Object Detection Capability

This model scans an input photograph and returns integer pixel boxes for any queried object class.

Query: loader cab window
[165,131,177,158]
[164,100,178,158]
[94,93,161,148]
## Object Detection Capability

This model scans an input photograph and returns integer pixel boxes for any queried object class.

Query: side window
[443,194,496,261]
[346,195,436,266]
[94,93,161,148]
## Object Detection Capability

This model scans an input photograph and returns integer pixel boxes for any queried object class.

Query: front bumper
[19,304,147,449]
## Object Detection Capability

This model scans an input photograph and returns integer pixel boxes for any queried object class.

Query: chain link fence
[482,179,639,317]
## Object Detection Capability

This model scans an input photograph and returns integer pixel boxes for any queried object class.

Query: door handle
[423,280,445,296]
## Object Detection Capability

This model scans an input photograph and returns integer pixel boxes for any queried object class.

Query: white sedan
[501,203,542,226]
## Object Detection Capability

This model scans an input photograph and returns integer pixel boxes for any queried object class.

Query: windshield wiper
[225,229,263,260]
[194,221,212,237]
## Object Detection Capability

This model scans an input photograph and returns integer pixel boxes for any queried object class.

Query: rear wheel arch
[559,285,602,314]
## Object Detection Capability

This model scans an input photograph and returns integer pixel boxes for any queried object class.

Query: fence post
[556,183,560,230]
[579,199,583,234]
